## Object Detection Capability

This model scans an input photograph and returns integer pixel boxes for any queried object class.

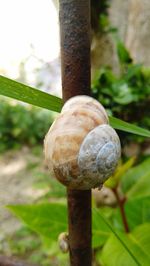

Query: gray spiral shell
[78,124,121,188]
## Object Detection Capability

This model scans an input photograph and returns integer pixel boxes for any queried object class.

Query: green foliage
[113,196,150,231]
[7,157,150,265]
[8,203,111,249]
[95,209,142,266]
[117,40,132,64]
[92,42,150,142]
[105,157,136,189]
[5,226,69,266]
[8,203,68,245]
[91,0,110,32]
[99,224,150,266]
[92,207,112,247]
[121,158,150,195]
[98,159,150,266]
[92,64,150,114]
[0,100,53,152]
[0,75,150,138]
[9,227,41,256]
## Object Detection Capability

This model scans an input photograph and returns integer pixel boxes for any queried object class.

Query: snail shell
[44,95,121,190]
[58,232,69,253]
[78,124,120,188]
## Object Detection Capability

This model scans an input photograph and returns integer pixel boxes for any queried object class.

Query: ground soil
[0,147,45,240]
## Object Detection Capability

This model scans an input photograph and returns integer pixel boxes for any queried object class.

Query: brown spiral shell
[44,95,121,190]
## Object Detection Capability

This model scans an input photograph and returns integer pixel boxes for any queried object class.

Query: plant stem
[59,0,92,265]
[113,188,129,233]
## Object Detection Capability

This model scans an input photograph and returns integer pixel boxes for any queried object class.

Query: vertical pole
[59,1,92,265]
[67,190,92,266]
[59,0,91,100]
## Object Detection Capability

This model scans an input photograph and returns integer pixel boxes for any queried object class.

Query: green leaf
[8,203,111,248]
[113,196,150,231]
[109,116,150,138]
[114,93,134,105]
[114,157,136,181]
[8,202,149,265]
[125,197,150,229]
[127,173,150,199]
[124,64,142,81]
[0,75,63,112]
[94,209,141,266]
[99,234,138,266]
[8,203,67,243]
[121,158,150,194]
[99,223,150,266]
[130,223,150,259]
[117,40,132,64]
[1,75,150,138]
[105,157,136,189]
[113,83,135,105]
[92,208,111,248]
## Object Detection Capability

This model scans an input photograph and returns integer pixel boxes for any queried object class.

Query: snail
[58,232,69,253]
[44,95,121,190]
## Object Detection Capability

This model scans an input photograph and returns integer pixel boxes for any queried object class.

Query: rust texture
[59,0,91,101]
[59,0,92,265]
[67,190,91,266]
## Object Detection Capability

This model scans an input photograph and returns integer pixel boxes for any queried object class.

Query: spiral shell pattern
[78,124,121,188]
[44,95,121,190]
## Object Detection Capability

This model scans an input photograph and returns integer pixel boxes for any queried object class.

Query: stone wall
[91,0,150,75]
[52,0,150,74]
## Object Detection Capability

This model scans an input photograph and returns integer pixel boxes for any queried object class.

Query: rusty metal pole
[59,0,91,100]
[59,0,92,265]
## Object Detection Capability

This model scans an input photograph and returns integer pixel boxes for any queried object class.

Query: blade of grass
[0,75,63,112]
[0,75,150,138]
[109,116,150,138]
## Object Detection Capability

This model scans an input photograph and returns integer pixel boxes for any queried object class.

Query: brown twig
[112,188,129,233]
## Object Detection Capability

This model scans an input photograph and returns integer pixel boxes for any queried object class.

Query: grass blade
[0,75,150,138]
[0,75,63,112]
[109,116,150,138]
